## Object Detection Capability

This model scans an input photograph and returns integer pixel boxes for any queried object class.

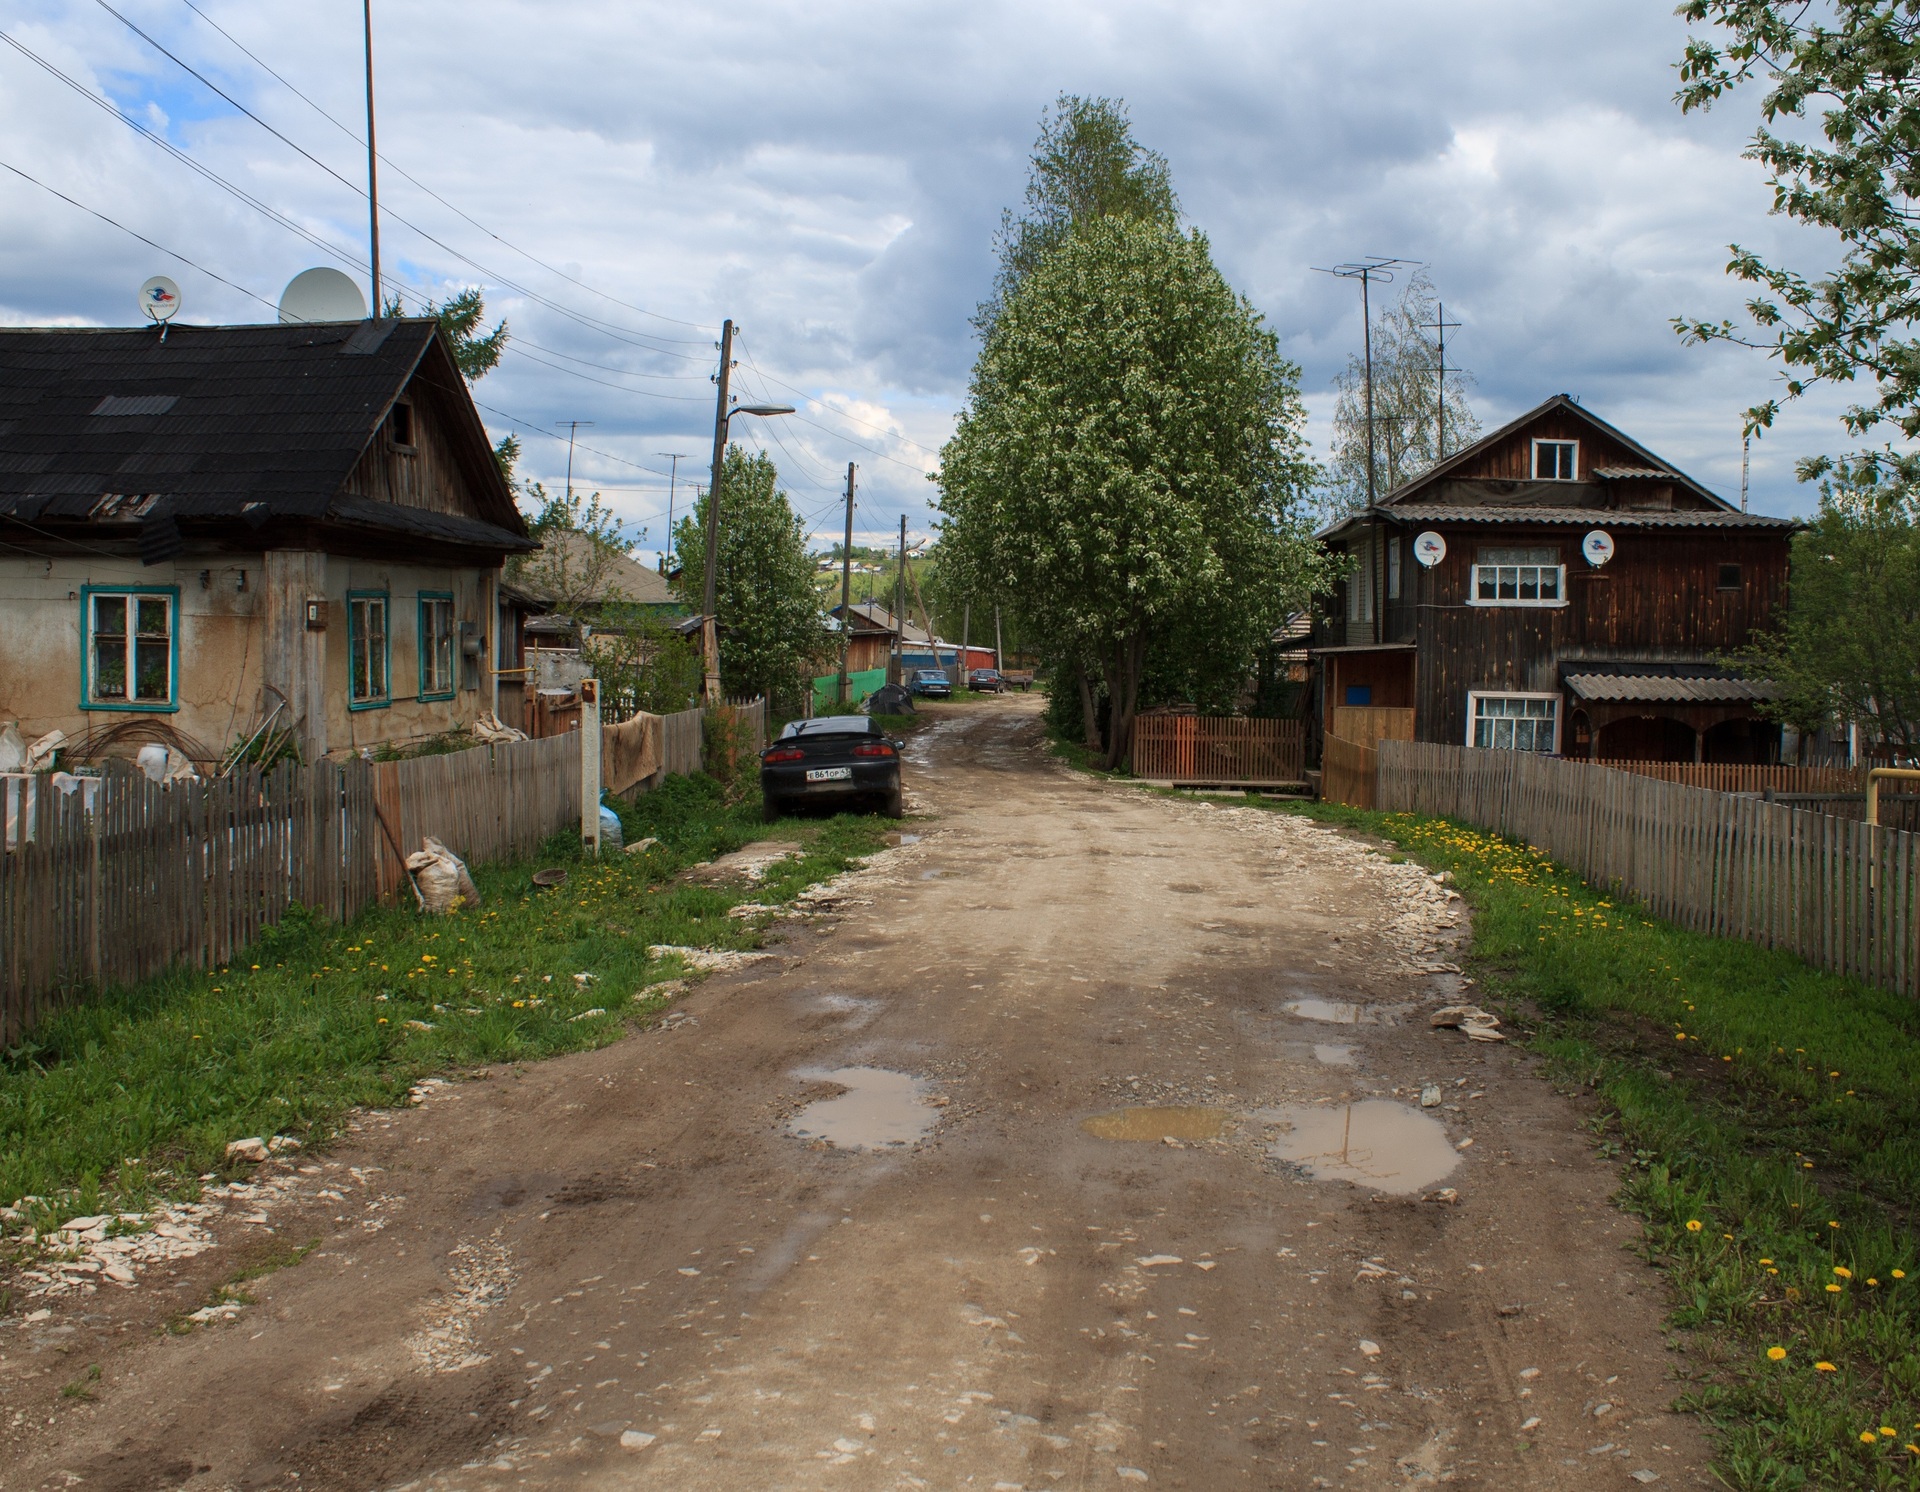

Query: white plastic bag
[404,836,482,913]
[0,724,23,774]
[25,729,63,772]
[136,742,198,784]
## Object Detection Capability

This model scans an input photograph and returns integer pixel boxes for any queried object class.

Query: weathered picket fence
[1133,715,1306,786]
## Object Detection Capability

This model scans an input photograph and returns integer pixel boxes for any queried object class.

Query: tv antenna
[1422,301,1463,459]
[657,452,690,558]
[1315,257,1419,507]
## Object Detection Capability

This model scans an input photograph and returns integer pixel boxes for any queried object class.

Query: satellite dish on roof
[278,267,367,324]
[139,275,182,324]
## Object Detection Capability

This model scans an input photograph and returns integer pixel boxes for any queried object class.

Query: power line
[734,340,942,458]
[170,0,709,339]
[503,344,709,402]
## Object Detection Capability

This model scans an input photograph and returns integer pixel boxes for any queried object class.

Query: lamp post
[700,390,795,702]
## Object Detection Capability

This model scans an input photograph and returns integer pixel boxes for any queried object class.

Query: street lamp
[700,393,796,701]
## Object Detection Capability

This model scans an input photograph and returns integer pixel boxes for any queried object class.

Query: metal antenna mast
[558,421,594,503]
[1316,258,1417,507]
[656,452,689,565]
[1741,432,1750,513]
[1423,300,1462,459]
[362,1,380,315]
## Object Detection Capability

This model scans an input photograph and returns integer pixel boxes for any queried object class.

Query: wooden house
[1310,395,1797,763]
[0,319,533,765]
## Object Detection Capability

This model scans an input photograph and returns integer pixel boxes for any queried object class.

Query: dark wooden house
[1310,395,1798,763]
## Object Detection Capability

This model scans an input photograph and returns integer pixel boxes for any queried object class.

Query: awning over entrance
[1563,672,1775,705]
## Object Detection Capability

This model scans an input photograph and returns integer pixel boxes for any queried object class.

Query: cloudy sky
[0,1,1854,560]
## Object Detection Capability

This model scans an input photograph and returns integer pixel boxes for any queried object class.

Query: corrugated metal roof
[1591,465,1671,480]
[1563,672,1776,703]
[1378,505,1797,529]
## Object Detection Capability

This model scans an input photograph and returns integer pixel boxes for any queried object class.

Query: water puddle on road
[1082,1106,1232,1142]
[1283,997,1400,1026]
[1261,1100,1458,1195]
[788,1068,936,1150]
[1313,1043,1357,1066]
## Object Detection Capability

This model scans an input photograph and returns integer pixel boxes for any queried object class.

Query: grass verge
[0,773,891,1238]
[1222,793,1920,1490]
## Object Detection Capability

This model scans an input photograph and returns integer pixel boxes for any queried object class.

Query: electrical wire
[170,0,710,338]
[735,339,943,459]
[503,345,708,402]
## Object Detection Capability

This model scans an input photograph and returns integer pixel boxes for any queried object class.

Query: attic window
[91,394,177,417]
[388,401,415,449]
[1532,439,1578,481]
[1719,563,1743,591]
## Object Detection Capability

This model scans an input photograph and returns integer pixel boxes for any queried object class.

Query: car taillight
[764,747,805,763]
[852,742,895,757]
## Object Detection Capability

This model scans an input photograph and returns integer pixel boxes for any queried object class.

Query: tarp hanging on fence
[604,712,663,796]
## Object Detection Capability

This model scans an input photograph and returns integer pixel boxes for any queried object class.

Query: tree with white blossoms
[937,211,1328,770]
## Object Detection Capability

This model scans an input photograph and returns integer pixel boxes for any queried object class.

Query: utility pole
[1741,432,1750,513]
[656,452,688,572]
[961,600,970,691]
[994,604,1003,671]
[702,319,735,703]
[890,515,907,686]
[1424,301,1462,459]
[362,1,381,316]
[558,421,594,504]
[837,463,856,705]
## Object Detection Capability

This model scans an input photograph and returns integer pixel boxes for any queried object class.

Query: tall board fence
[0,702,720,1046]
[1321,734,1378,810]
[1133,716,1306,786]
[1376,740,1920,1000]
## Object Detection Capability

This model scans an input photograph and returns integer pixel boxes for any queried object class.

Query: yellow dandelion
[1881,1427,1897,1437]
[1759,1258,1773,1265]
[1816,1361,1837,1372]
[1826,1284,1843,1293]
[1835,1266,1853,1279]
[1862,1431,1879,1444]
[1830,1220,1841,1229]
[1766,1346,1786,1361]
[1686,1220,1703,1232]
[1895,1270,1907,1280]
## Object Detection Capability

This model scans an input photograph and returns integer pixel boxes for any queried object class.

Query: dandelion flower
[1759,1258,1773,1266]
[1862,1431,1879,1444]
[1766,1346,1786,1361]
[1882,1427,1897,1437]
[1868,1278,1880,1287]
[1826,1284,1843,1293]
[1835,1266,1853,1279]
[1895,1270,1907,1280]
[1816,1361,1837,1372]
[1685,1220,1703,1232]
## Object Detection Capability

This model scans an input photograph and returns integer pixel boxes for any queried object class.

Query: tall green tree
[673,448,827,708]
[1324,268,1480,512]
[939,214,1326,769]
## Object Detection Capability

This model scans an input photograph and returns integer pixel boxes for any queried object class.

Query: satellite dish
[278,267,368,324]
[1413,530,1447,568]
[139,275,182,324]
[1582,529,1616,567]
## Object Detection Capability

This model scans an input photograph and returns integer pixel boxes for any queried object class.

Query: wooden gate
[1132,716,1306,787]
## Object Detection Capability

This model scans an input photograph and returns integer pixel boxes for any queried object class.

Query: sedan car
[909,668,952,698]
[969,667,1005,693]
[760,716,903,822]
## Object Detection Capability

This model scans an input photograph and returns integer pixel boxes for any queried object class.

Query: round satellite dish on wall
[278,267,367,324]
[139,275,182,323]
[1582,529,1616,567]
[1413,530,1447,568]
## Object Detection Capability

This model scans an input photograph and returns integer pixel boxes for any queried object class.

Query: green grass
[0,774,891,1238]
[1233,795,1920,1490]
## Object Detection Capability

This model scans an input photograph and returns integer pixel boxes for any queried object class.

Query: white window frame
[1532,438,1578,481]
[1466,691,1561,754]
[1345,552,1374,623]
[1468,562,1567,608]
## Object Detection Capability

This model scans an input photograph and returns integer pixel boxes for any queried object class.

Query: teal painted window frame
[347,590,391,711]
[79,584,180,713]
[417,591,455,702]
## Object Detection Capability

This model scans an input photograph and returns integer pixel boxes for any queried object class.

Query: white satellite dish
[139,275,182,324]
[278,267,368,324]
[1413,530,1447,568]
[1582,529,1616,567]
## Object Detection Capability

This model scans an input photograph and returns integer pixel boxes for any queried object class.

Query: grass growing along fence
[0,774,890,1238]
[1254,796,1920,1491]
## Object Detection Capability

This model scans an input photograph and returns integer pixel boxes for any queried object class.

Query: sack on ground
[406,836,482,913]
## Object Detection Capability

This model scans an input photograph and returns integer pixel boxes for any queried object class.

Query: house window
[1468,691,1560,753]
[388,400,415,449]
[1718,563,1743,591]
[1532,439,1577,481]
[1387,535,1403,600]
[81,586,177,711]
[348,592,389,709]
[419,593,455,700]
[1345,552,1374,623]
[1470,546,1565,607]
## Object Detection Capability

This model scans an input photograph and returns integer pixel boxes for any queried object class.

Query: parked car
[760,716,903,822]
[909,668,952,699]
[969,668,1005,693]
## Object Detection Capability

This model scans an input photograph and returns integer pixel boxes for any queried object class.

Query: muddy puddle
[1082,1106,1232,1142]
[788,1067,936,1150]
[1283,997,1399,1026]
[1313,1043,1356,1066]
[1261,1100,1458,1194]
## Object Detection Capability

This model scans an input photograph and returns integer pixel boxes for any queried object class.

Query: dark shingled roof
[0,319,528,550]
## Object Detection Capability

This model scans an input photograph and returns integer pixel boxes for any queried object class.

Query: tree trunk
[1076,663,1102,752]
[1101,631,1148,772]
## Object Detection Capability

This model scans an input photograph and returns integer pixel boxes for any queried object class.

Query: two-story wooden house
[1311,395,1798,763]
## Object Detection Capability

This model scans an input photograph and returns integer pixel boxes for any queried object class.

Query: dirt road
[4,696,1708,1490]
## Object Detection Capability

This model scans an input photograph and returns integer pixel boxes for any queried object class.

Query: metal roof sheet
[1563,672,1776,703]
[1591,465,1672,480]
[1375,505,1797,529]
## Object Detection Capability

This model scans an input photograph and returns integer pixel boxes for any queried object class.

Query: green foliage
[939,213,1329,767]
[1675,2,1920,444]
[674,447,829,710]
[1735,462,1920,753]
[387,286,508,384]
[981,93,1179,330]
[508,483,638,629]
[589,605,703,718]
[0,773,889,1226]
[1243,796,1920,1488]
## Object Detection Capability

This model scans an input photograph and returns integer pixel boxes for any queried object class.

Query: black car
[909,668,952,698]
[760,716,903,822]
[969,667,1005,693]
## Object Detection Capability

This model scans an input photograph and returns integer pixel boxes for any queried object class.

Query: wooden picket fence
[1321,734,1378,810]
[1376,740,1920,1000]
[1133,715,1306,786]
[1580,760,1864,795]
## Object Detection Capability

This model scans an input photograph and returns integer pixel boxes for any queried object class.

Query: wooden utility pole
[960,601,970,690]
[837,462,855,705]
[362,1,381,315]
[701,318,734,703]
[994,604,1003,671]
[890,516,907,686]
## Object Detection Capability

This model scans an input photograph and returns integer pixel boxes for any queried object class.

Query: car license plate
[806,767,853,782]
